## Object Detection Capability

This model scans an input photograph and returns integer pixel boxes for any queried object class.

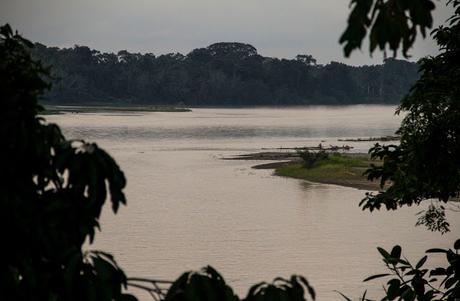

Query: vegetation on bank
[41,105,191,114]
[275,152,382,190]
[31,42,418,106]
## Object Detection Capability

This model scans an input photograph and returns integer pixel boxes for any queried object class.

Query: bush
[297,150,329,168]
[0,23,135,301]
[340,240,460,301]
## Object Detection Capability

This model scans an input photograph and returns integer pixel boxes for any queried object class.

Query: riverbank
[41,105,191,114]
[274,153,381,190]
[226,151,381,191]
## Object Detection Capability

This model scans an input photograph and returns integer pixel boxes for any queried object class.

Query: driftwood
[338,136,400,142]
[261,143,353,151]
[225,152,299,161]
[224,144,353,161]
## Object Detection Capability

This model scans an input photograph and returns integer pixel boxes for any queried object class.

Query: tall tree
[31,42,419,106]
[341,0,460,230]
[0,24,136,301]
[339,2,460,299]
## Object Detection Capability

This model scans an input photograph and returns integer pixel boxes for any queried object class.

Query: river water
[47,106,459,300]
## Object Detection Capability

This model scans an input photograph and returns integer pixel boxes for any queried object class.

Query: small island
[274,153,381,191]
[226,149,382,191]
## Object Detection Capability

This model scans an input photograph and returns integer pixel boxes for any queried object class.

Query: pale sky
[0,0,453,65]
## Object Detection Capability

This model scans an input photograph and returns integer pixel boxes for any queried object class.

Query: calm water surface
[48,106,459,300]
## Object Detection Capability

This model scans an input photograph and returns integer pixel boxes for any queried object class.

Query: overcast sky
[0,0,453,65]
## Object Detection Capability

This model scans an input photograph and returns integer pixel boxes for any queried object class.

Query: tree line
[31,42,419,106]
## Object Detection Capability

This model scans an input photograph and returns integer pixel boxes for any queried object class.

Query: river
[47,106,459,300]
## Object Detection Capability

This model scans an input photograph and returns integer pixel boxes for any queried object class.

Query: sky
[0,0,454,65]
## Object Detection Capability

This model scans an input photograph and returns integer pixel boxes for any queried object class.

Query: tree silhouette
[343,0,460,233]
[338,1,460,299]
[340,0,436,57]
[31,42,418,106]
[0,23,136,301]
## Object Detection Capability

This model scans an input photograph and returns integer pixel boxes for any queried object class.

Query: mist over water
[48,106,459,300]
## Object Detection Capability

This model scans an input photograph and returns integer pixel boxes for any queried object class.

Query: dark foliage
[0,23,136,301]
[344,240,460,301]
[340,0,436,57]
[164,266,239,301]
[297,150,329,168]
[30,42,419,106]
[360,0,460,233]
[155,266,315,301]
[244,275,315,301]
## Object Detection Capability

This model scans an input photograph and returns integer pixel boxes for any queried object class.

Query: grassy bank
[42,105,191,114]
[275,153,381,190]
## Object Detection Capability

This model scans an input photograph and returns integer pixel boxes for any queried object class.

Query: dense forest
[32,42,419,106]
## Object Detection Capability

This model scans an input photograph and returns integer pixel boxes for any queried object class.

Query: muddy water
[47,106,459,300]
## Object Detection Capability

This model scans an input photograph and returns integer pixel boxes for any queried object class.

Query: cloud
[0,0,452,65]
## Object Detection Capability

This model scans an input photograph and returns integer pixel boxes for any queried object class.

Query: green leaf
[398,259,409,265]
[387,279,401,300]
[429,267,446,276]
[426,248,448,253]
[405,270,418,276]
[415,256,427,269]
[454,239,460,250]
[445,277,457,289]
[298,275,316,300]
[363,273,391,282]
[401,288,415,301]
[361,289,367,301]
[334,290,353,301]
[378,247,391,259]
[390,245,402,259]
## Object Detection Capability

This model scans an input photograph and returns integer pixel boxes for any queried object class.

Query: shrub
[297,150,329,168]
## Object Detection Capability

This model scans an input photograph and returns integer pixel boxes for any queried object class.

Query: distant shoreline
[40,103,400,115]
[34,43,418,107]
[41,104,192,114]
